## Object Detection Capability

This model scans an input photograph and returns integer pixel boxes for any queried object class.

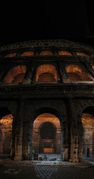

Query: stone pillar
[22,62,34,84]
[32,129,39,153]
[14,101,24,161]
[78,120,83,161]
[22,122,29,160]
[68,99,79,163]
[59,61,70,83]
[69,130,79,163]
[22,110,34,160]
[22,106,32,160]
[60,120,64,161]
[63,121,69,161]
[56,129,61,153]
[29,122,33,160]
[11,120,15,159]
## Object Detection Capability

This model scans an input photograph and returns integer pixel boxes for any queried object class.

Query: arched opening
[65,64,92,81]
[32,113,61,160]
[3,65,27,84]
[38,73,56,82]
[4,52,17,58]
[39,51,53,56]
[58,51,72,56]
[21,51,34,56]
[36,64,58,82]
[0,108,13,159]
[76,52,88,56]
[40,122,56,139]
[81,106,94,160]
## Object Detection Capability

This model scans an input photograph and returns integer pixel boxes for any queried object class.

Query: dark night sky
[0,0,94,46]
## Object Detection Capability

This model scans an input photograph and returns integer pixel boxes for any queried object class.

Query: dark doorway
[39,122,56,153]
[87,148,90,157]
[32,113,61,155]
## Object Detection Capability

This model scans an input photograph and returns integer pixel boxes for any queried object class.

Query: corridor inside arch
[32,113,61,160]
[81,106,94,160]
[0,108,13,159]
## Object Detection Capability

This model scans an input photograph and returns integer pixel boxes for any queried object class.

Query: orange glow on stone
[0,114,13,154]
[0,114,13,128]
[36,64,58,82]
[3,65,26,84]
[66,65,82,73]
[39,51,53,56]
[76,52,88,56]
[81,113,94,126]
[38,73,55,82]
[21,51,34,56]
[34,113,60,126]
[58,51,72,56]
[66,64,92,81]
[12,73,25,83]
[4,52,17,58]
[81,113,94,137]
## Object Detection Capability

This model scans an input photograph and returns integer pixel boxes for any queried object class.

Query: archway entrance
[32,113,61,160]
[39,122,56,154]
[0,108,13,159]
[81,106,94,160]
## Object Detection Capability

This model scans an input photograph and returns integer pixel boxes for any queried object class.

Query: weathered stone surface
[0,39,94,162]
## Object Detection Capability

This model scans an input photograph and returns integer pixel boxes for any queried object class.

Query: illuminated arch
[58,51,72,56]
[21,51,34,56]
[36,64,58,82]
[4,52,17,58]
[65,64,91,81]
[32,113,61,154]
[39,51,53,56]
[3,65,27,84]
[0,108,13,155]
[81,106,94,158]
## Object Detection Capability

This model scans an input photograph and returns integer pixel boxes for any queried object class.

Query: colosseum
[0,39,94,162]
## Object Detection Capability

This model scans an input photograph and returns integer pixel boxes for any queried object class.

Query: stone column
[29,122,33,160]
[22,118,30,160]
[56,129,61,153]
[69,130,79,163]
[63,121,69,161]
[22,62,34,84]
[32,129,39,153]
[59,61,70,83]
[60,120,64,161]
[68,99,79,163]
[14,100,24,161]
[78,120,83,161]
[22,109,35,160]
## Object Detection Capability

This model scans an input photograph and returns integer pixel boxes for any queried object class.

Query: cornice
[0,39,94,52]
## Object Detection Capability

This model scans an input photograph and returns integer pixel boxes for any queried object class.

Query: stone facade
[0,39,94,162]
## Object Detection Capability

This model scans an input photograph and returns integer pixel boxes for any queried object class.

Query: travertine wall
[82,113,94,157]
[0,99,94,162]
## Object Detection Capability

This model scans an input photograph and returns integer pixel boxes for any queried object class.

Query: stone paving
[0,155,94,179]
[0,159,92,167]
[34,165,58,179]
[34,165,94,179]
[0,159,94,179]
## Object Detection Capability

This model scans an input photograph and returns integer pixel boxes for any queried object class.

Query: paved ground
[0,164,94,179]
[82,156,94,165]
[0,159,94,179]
[34,165,94,179]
